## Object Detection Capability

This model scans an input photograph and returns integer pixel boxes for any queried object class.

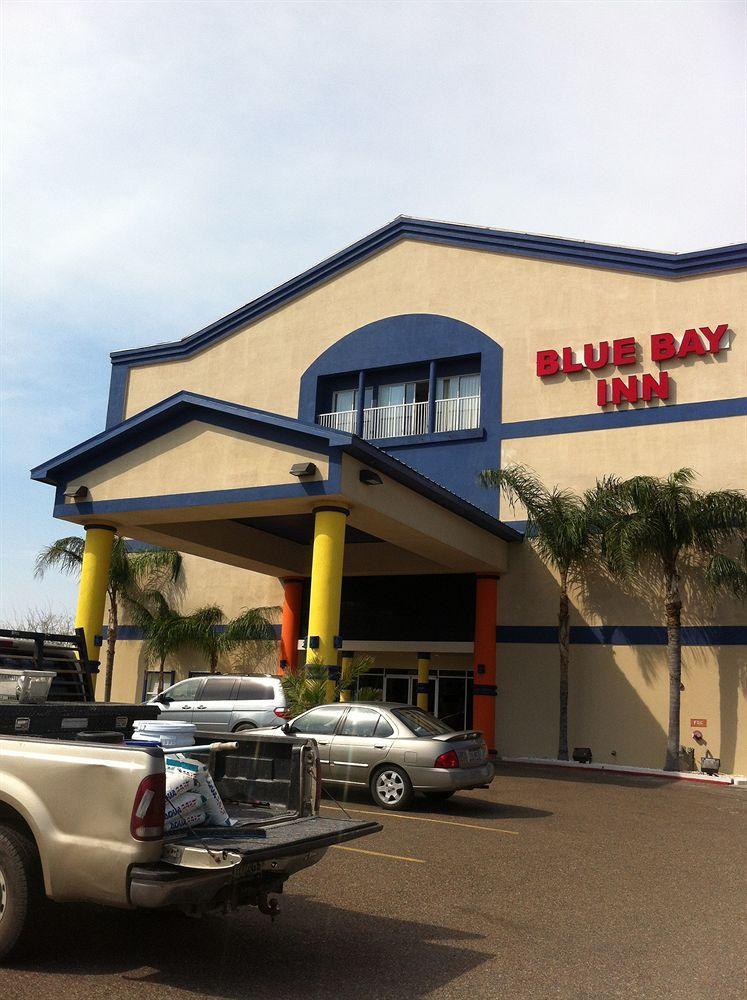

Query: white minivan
[148,674,288,732]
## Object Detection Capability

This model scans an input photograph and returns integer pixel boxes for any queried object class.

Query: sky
[0,0,745,619]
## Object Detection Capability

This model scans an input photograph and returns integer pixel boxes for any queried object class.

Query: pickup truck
[0,630,381,961]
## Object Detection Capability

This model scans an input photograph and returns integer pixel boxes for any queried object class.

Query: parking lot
[4,763,746,1000]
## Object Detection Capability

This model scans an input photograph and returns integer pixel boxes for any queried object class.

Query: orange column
[472,574,498,752]
[279,578,304,674]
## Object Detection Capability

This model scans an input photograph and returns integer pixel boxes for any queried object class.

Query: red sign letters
[536,325,729,408]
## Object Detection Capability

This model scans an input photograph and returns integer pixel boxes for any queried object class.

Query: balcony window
[435,373,480,432]
[317,368,480,440]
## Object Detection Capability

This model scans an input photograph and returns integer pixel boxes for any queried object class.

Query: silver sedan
[280,702,494,810]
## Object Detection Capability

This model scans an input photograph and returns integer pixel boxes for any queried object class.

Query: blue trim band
[501,396,747,440]
[106,624,282,640]
[106,624,746,645]
[107,218,747,368]
[496,625,747,645]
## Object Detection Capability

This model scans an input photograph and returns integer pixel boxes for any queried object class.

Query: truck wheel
[370,766,414,811]
[0,824,43,962]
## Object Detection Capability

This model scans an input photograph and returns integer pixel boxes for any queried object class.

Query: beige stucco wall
[69,422,328,503]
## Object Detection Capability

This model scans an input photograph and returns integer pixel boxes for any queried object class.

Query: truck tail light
[131,772,166,841]
[274,707,291,719]
[434,750,460,769]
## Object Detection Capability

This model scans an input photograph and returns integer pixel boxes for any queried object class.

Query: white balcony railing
[317,408,357,433]
[363,400,428,440]
[434,394,481,433]
[317,395,480,440]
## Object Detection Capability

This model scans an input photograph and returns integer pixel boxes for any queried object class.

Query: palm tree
[597,469,747,771]
[35,536,181,701]
[480,464,597,760]
[124,588,190,695]
[281,657,380,717]
[176,605,278,674]
[125,593,278,692]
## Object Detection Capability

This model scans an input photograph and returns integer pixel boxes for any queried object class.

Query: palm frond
[34,537,85,579]
[705,553,747,599]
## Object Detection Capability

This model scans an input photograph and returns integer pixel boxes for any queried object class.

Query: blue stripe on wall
[104,624,282,640]
[106,624,746,645]
[496,625,747,645]
[501,396,747,440]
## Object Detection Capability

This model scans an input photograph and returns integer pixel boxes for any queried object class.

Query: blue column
[355,370,366,437]
[427,360,437,434]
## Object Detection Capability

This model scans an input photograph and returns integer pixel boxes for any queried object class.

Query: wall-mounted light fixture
[289,462,317,478]
[63,485,90,502]
[359,469,383,486]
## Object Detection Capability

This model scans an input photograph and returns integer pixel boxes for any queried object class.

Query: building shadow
[494,761,672,790]
[11,894,491,1000]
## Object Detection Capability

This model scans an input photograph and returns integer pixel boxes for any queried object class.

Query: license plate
[467,748,484,764]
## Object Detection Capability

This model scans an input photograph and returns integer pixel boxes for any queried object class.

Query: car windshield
[392,708,454,737]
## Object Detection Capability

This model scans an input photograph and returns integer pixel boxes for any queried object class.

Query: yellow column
[74,525,116,691]
[307,506,348,703]
[339,651,354,702]
[416,652,431,711]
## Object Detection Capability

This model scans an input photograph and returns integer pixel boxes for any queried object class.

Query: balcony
[317,395,480,441]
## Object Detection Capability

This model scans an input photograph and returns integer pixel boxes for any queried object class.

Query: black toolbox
[0,702,160,739]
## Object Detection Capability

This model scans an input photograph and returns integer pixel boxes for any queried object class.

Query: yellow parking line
[332,845,425,864]
[321,804,518,836]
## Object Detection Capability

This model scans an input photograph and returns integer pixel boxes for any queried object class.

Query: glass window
[339,707,379,738]
[436,374,480,399]
[200,677,238,701]
[333,388,357,412]
[292,706,344,735]
[375,715,395,738]
[392,707,454,737]
[378,383,405,407]
[145,670,177,700]
[161,676,199,701]
[237,678,276,701]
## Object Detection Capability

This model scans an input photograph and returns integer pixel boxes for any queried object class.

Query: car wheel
[0,824,43,962]
[370,766,414,811]
[422,790,455,801]
[233,723,256,733]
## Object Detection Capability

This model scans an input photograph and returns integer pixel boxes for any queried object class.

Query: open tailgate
[163,814,381,869]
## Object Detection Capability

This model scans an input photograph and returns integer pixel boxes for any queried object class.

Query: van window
[201,677,238,701]
[237,678,276,701]
[164,677,202,701]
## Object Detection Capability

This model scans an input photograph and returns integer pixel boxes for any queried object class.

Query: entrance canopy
[32,392,520,578]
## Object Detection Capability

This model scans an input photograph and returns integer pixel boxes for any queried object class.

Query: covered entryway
[31,391,521,747]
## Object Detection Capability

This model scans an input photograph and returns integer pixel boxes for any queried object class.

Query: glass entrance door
[383,674,415,705]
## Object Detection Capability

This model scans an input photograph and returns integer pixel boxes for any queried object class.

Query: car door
[288,706,345,778]
[230,677,279,729]
[193,676,239,732]
[329,707,395,785]
[155,677,205,723]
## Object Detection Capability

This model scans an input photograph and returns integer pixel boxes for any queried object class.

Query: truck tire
[0,824,43,962]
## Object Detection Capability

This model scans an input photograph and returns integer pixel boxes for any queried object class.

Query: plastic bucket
[131,719,196,748]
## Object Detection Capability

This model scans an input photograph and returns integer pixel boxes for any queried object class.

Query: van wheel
[370,766,414,811]
[0,824,43,962]
[233,723,256,733]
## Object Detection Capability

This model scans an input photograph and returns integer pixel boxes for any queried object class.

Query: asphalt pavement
[4,764,746,999]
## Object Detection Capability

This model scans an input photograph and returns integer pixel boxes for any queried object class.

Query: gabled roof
[110,216,747,367]
[31,391,522,543]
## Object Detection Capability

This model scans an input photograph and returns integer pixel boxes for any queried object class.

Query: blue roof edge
[30,391,521,544]
[109,216,747,367]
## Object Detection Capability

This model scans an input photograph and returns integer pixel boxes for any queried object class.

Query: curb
[496,756,737,786]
